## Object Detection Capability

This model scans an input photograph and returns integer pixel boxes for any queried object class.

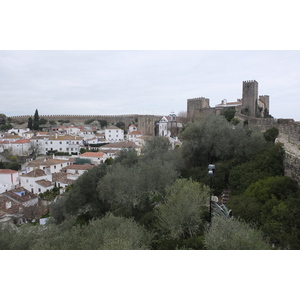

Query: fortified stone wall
[277,119,300,145]
[284,152,300,185]
[187,97,210,121]
[9,114,163,136]
[235,113,277,131]
[236,113,300,185]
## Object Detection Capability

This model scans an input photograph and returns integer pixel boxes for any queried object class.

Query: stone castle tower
[186,80,270,121]
[187,97,213,121]
[241,80,258,117]
[241,80,270,117]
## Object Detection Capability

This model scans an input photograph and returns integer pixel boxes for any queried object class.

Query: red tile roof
[21,169,46,177]
[127,130,142,135]
[62,164,95,171]
[79,152,105,158]
[12,139,31,144]
[0,169,18,174]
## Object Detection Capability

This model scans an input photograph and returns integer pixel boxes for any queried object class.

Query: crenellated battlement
[9,114,144,119]
[8,114,163,136]
[243,80,258,83]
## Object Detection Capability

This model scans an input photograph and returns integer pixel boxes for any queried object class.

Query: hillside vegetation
[1,114,299,250]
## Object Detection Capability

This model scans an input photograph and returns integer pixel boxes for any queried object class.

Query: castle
[187,80,270,121]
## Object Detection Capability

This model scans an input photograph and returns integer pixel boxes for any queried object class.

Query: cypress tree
[27,117,33,130]
[33,109,40,130]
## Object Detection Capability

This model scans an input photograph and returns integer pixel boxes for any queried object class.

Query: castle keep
[187,80,270,121]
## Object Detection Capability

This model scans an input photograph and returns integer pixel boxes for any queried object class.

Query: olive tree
[155,178,210,240]
[204,217,271,250]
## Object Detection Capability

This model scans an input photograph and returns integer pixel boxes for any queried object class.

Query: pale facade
[0,169,19,193]
[31,135,83,155]
[105,126,124,142]
[78,152,108,165]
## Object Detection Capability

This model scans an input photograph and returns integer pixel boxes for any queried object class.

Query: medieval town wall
[9,114,162,136]
[235,113,300,185]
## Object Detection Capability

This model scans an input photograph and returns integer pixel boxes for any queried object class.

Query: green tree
[228,143,285,194]
[0,113,6,125]
[263,127,279,143]
[116,121,125,130]
[27,117,33,130]
[140,136,171,161]
[50,164,108,222]
[180,114,268,168]
[98,119,108,128]
[155,179,209,240]
[222,107,236,122]
[204,216,271,250]
[39,117,48,125]
[114,148,139,167]
[31,214,152,250]
[33,109,40,130]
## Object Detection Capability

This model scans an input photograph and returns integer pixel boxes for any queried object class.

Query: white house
[78,152,108,165]
[8,128,30,135]
[128,125,138,133]
[0,134,22,143]
[20,169,53,194]
[100,141,141,155]
[157,112,183,138]
[52,172,76,190]
[0,141,10,153]
[30,134,83,155]
[0,169,19,193]
[10,139,32,156]
[0,187,42,224]
[3,187,39,208]
[61,164,95,180]
[66,125,81,136]
[127,130,143,146]
[105,126,124,142]
[26,158,71,174]
[22,131,35,139]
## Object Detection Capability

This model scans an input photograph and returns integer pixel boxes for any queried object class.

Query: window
[59,142,62,144]
[38,188,41,193]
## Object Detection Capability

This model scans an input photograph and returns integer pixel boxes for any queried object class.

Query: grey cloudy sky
[0,50,299,121]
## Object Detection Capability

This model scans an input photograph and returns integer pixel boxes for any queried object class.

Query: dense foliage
[1,114,299,250]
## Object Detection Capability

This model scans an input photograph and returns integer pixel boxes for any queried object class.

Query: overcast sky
[0,50,299,121]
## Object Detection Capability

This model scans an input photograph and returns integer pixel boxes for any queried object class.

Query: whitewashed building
[105,126,124,142]
[26,158,71,174]
[30,134,83,155]
[78,152,108,165]
[157,112,183,138]
[0,169,19,193]
[20,169,53,194]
